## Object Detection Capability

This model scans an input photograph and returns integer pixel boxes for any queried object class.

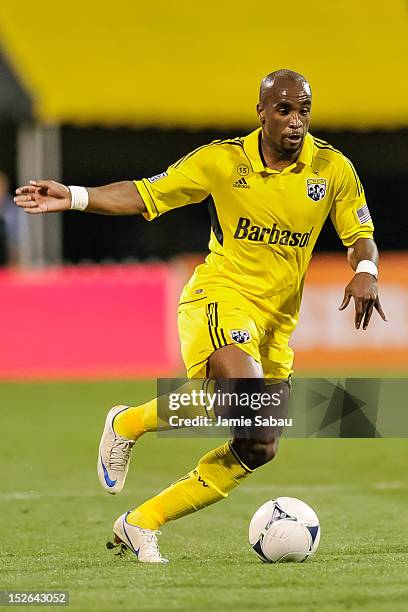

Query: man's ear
[257,102,265,125]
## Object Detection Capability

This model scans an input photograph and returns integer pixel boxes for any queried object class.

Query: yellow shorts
[177,288,294,379]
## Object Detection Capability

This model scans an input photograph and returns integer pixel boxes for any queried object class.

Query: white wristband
[356,259,378,278]
[69,185,89,211]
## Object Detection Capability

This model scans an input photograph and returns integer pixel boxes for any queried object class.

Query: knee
[232,438,279,470]
[250,439,279,466]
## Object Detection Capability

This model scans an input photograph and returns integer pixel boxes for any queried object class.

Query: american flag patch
[356,204,372,224]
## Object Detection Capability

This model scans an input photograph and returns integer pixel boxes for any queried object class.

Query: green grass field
[1,380,408,612]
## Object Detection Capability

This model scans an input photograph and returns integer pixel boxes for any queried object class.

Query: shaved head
[259,69,311,105]
[256,69,312,165]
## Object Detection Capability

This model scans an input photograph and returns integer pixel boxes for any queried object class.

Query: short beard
[279,139,303,159]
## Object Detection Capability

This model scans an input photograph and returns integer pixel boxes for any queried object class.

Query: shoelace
[109,439,134,470]
[143,530,163,559]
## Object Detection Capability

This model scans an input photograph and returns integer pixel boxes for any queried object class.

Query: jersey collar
[243,128,314,173]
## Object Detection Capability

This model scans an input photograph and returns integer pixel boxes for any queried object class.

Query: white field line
[1,481,407,501]
[0,490,102,501]
[240,482,408,494]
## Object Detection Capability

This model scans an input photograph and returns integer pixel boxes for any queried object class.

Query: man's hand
[14,180,71,214]
[339,272,387,330]
[14,179,145,216]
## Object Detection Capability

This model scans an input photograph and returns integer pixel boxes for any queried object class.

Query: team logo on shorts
[307,178,327,201]
[148,172,168,183]
[230,329,251,344]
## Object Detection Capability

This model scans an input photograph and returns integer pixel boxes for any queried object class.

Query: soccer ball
[249,497,320,563]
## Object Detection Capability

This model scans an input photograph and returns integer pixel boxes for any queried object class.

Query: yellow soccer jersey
[135,128,374,337]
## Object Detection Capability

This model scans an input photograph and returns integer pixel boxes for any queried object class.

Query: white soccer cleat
[97,405,135,494]
[109,512,169,563]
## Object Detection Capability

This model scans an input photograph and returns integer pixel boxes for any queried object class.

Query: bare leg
[208,344,289,470]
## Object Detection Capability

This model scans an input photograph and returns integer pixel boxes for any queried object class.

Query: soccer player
[14,69,386,563]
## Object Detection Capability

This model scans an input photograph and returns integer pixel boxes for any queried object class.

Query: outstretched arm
[339,237,387,330]
[14,180,146,215]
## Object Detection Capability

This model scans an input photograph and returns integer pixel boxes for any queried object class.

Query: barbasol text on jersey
[234,217,313,247]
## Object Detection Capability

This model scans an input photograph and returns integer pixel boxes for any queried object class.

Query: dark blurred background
[1,123,406,262]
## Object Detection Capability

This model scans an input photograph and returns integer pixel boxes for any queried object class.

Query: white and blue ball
[249,496,320,563]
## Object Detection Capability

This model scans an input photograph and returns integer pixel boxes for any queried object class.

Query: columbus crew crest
[230,329,251,344]
[307,178,327,201]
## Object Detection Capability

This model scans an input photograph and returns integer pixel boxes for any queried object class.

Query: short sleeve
[134,143,219,221]
[330,156,374,247]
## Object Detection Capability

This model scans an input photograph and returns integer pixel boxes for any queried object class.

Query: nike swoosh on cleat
[100,456,117,487]
[122,517,139,556]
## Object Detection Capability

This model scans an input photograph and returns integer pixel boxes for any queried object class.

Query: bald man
[15,69,385,563]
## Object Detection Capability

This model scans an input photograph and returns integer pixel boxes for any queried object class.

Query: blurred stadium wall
[0,0,407,378]
[0,0,407,128]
